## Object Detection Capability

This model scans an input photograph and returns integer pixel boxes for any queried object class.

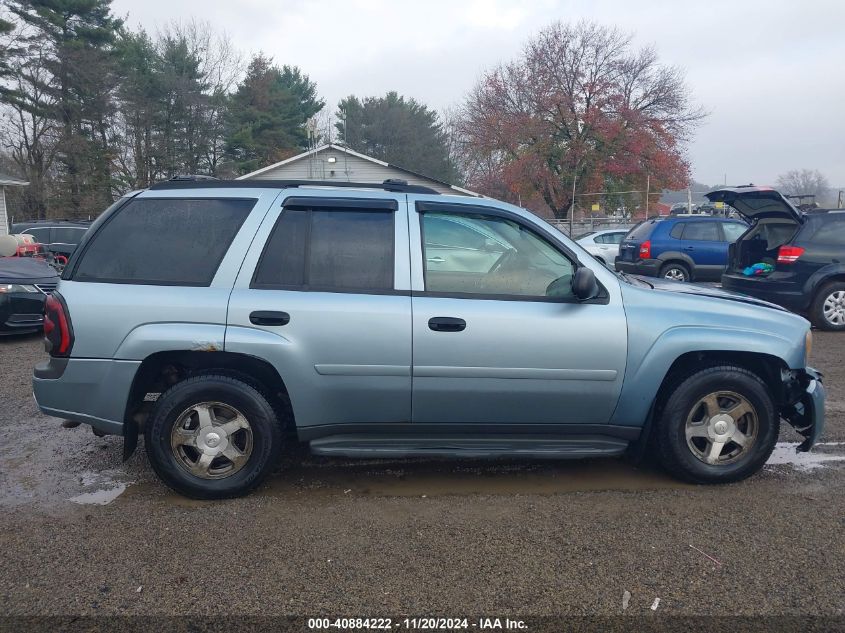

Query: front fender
[610,325,802,427]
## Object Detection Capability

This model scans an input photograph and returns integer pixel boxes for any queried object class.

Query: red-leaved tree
[459,21,704,218]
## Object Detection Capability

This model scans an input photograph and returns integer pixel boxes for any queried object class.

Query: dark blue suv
[615,216,747,282]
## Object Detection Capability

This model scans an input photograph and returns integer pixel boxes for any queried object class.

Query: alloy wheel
[822,290,845,326]
[664,267,687,282]
[170,401,253,479]
[684,391,758,465]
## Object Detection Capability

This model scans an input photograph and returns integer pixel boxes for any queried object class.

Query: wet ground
[1,331,844,622]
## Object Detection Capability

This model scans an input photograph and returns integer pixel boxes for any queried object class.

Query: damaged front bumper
[781,367,825,452]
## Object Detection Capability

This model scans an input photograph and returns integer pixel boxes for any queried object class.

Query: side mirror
[571,266,599,301]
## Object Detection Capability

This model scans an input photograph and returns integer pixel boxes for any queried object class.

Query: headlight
[805,330,813,365]
[0,284,38,293]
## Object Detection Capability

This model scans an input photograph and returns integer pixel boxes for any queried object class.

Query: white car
[575,228,631,265]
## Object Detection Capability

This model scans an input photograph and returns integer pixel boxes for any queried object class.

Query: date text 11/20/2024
[307,617,528,630]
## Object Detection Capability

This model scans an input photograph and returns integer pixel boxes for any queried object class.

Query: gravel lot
[1,330,844,624]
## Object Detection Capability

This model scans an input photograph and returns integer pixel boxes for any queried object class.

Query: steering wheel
[489,248,518,275]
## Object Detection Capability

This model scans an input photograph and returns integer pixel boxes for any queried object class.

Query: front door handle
[428,317,466,332]
[249,310,290,326]
[427,256,445,263]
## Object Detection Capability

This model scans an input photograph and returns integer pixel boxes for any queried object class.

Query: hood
[0,257,59,283]
[643,276,787,311]
[705,186,803,224]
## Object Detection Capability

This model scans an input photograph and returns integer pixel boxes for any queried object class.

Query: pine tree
[224,54,323,175]
[336,92,459,183]
[7,0,122,216]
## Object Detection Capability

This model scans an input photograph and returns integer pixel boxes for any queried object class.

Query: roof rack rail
[149,177,440,195]
[168,174,219,182]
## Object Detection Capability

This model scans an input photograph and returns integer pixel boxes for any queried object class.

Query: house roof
[0,173,29,187]
[236,143,480,197]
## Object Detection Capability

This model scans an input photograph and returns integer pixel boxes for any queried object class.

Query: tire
[654,365,778,484]
[145,374,283,499]
[659,262,690,282]
[809,282,845,331]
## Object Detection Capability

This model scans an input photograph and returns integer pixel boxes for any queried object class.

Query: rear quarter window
[72,198,255,286]
[806,216,845,246]
[625,220,657,240]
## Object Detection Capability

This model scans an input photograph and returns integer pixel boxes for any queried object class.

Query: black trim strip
[282,196,398,211]
[297,423,641,442]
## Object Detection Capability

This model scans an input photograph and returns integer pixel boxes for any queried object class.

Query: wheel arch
[611,326,800,427]
[123,350,295,448]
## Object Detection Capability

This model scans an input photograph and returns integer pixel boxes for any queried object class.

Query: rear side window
[51,227,87,244]
[23,227,50,243]
[73,198,254,285]
[253,209,394,291]
[807,216,845,246]
[669,223,686,239]
[625,220,657,240]
[682,222,720,241]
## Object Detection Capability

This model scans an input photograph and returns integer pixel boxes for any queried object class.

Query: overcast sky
[113,0,845,188]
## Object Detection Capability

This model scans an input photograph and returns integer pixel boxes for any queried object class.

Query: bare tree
[0,43,58,219]
[776,169,831,203]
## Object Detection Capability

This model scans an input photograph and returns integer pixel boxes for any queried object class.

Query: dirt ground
[1,330,844,626]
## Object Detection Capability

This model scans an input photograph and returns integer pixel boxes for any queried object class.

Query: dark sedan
[0,257,59,335]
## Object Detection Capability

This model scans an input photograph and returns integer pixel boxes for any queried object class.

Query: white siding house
[238,144,479,197]
[0,174,30,236]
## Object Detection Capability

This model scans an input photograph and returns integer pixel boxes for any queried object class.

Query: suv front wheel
[145,375,283,499]
[654,366,778,484]
[810,281,845,331]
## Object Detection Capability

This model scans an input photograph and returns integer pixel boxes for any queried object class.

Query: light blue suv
[32,178,825,498]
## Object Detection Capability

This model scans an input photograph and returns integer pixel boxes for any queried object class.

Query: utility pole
[687,186,693,214]
[839,190,843,209]
[644,174,650,217]
[569,167,577,236]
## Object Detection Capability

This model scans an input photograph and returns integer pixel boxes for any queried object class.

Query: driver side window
[421,211,575,299]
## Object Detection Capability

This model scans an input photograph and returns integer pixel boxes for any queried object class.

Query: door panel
[226,193,412,429]
[410,202,627,426]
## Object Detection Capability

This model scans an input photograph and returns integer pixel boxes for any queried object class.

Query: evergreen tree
[336,92,459,183]
[224,54,323,175]
[7,0,122,216]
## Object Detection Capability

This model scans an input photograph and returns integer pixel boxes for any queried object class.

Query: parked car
[10,219,91,261]
[711,186,845,331]
[575,228,631,264]
[0,255,59,335]
[615,216,748,282]
[33,178,823,499]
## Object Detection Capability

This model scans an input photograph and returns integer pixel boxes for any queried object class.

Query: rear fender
[656,251,695,271]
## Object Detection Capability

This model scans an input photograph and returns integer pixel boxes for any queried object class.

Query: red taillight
[777,245,804,264]
[639,240,651,260]
[44,293,73,357]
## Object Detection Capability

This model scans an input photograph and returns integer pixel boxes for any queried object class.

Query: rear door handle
[683,246,694,251]
[249,310,290,326]
[428,317,466,332]
[427,256,445,263]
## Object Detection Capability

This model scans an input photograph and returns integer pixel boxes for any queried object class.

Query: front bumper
[33,357,141,436]
[0,292,46,334]
[614,258,661,277]
[782,367,825,452]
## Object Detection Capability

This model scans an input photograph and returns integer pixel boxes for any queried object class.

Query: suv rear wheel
[810,281,845,331]
[654,366,778,484]
[145,375,283,499]
[659,262,690,282]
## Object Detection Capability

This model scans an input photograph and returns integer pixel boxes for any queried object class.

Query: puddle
[69,483,128,505]
[766,441,845,472]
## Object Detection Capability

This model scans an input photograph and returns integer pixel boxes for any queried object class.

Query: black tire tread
[145,374,283,499]
[654,364,778,484]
